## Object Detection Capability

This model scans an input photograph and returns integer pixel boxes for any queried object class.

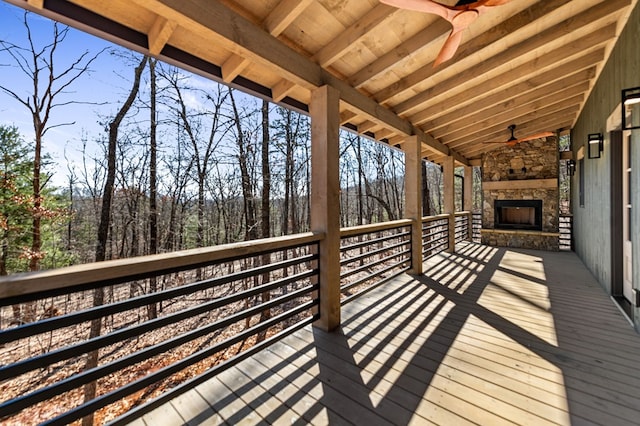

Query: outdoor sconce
[567,159,576,176]
[587,133,603,159]
[622,87,640,130]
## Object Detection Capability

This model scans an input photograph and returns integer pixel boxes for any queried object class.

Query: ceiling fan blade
[433,29,464,66]
[378,0,454,21]
[382,0,512,68]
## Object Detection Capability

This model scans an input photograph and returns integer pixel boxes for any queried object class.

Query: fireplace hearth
[494,199,542,231]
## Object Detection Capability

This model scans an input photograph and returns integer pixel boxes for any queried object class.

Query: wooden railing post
[443,156,456,253]
[403,135,423,274]
[310,85,341,332]
[463,165,473,241]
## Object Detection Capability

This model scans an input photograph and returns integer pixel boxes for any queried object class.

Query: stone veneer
[481,137,560,251]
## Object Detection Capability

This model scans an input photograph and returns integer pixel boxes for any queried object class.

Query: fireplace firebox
[494,199,542,231]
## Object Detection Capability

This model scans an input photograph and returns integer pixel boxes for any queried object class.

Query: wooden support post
[403,136,423,275]
[310,85,341,332]
[463,165,474,241]
[443,156,456,253]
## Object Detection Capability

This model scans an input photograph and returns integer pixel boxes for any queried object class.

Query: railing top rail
[454,211,472,217]
[0,232,324,301]
[421,213,450,223]
[340,219,413,238]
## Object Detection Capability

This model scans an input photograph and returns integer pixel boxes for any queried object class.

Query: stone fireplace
[481,136,559,251]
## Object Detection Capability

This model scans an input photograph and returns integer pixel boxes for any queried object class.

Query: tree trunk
[259,100,271,338]
[148,58,158,320]
[83,55,147,426]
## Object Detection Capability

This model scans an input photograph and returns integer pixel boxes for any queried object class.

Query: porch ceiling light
[622,86,640,130]
[587,133,603,159]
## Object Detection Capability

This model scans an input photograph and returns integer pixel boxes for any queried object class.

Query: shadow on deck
[134,242,640,425]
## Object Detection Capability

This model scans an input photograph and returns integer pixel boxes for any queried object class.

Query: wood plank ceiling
[12,0,638,165]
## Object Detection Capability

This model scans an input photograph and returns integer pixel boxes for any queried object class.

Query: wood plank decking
[135,243,640,425]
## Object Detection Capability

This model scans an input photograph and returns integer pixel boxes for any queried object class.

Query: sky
[0,1,135,186]
[0,1,225,188]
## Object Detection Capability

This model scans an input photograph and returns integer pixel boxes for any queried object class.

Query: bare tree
[83,54,147,426]
[259,99,271,336]
[162,67,229,252]
[0,12,103,324]
[148,58,159,319]
[229,88,258,241]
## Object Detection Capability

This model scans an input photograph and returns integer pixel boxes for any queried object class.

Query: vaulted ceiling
[11,0,638,165]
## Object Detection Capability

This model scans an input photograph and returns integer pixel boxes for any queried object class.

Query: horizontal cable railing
[0,233,322,426]
[472,212,482,243]
[422,214,450,259]
[339,220,412,305]
[454,211,472,244]
[559,214,573,251]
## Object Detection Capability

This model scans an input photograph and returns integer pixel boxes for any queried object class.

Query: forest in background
[0,11,476,277]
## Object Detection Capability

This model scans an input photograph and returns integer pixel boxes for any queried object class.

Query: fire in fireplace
[494,199,542,231]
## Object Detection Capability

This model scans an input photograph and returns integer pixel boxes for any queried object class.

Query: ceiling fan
[379,0,513,66]
[484,124,554,147]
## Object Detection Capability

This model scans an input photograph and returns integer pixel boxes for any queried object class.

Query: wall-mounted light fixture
[622,87,640,130]
[587,133,603,159]
[567,159,576,176]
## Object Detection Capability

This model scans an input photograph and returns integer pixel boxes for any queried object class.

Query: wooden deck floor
[134,243,640,425]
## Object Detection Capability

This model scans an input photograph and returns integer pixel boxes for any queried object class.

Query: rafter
[265,0,313,36]
[359,0,570,93]
[444,92,585,146]
[272,79,297,102]
[26,0,43,8]
[376,0,628,108]
[348,19,450,88]
[409,48,605,126]
[395,22,616,121]
[222,0,312,82]
[430,76,593,140]
[313,4,396,67]
[449,104,581,151]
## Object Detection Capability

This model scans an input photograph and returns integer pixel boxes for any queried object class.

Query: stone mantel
[482,178,558,191]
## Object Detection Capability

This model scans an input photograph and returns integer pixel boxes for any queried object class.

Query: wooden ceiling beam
[313,4,395,68]
[357,120,379,134]
[449,105,580,150]
[26,0,44,9]
[461,119,574,159]
[373,0,574,105]
[375,128,395,141]
[130,0,322,88]
[222,0,312,82]
[348,20,450,88]
[127,0,468,162]
[420,66,596,131]
[148,15,177,55]
[410,48,605,126]
[380,0,627,109]
[272,80,297,102]
[444,93,584,147]
[450,104,580,151]
[432,79,592,141]
[264,0,313,36]
[221,53,250,82]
